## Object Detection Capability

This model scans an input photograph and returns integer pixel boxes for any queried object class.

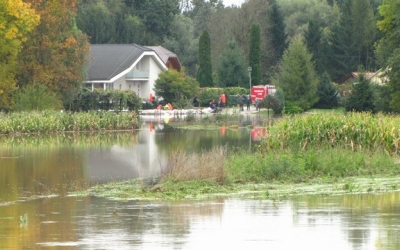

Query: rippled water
[1,193,399,249]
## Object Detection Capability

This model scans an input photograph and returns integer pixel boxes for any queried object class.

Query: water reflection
[0,123,257,203]
[0,193,399,249]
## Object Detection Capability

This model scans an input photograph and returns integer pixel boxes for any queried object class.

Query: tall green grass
[226,148,400,183]
[0,111,139,134]
[0,132,138,147]
[261,112,400,155]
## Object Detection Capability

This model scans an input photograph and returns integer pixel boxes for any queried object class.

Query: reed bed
[0,111,139,134]
[261,112,400,155]
[0,132,138,147]
[163,146,227,183]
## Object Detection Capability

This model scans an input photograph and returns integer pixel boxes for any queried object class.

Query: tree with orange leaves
[16,0,90,107]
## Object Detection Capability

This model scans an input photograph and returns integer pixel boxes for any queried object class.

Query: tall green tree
[376,0,400,112]
[350,0,376,71]
[272,35,319,111]
[345,74,374,112]
[327,0,358,82]
[314,72,338,109]
[163,14,198,77]
[387,50,400,112]
[304,20,325,75]
[249,23,261,85]
[268,0,287,66]
[137,0,180,45]
[76,1,116,44]
[217,40,248,87]
[77,0,179,45]
[197,30,213,87]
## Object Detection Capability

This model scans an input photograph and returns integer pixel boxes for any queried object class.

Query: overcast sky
[223,0,246,7]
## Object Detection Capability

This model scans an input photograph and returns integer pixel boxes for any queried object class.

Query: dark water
[0,118,399,249]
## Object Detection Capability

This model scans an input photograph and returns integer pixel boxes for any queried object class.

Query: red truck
[251,85,276,103]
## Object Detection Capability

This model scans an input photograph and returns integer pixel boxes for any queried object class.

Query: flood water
[1,116,400,249]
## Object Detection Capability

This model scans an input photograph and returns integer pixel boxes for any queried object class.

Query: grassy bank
[74,146,400,201]
[71,112,400,200]
[0,111,139,134]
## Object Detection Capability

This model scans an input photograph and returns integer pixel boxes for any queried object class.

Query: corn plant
[260,112,400,155]
[0,111,139,134]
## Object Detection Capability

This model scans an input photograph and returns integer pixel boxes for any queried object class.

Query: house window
[119,84,121,90]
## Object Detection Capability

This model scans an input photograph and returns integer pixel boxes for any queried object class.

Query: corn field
[0,111,139,134]
[0,132,138,147]
[261,112,400,155]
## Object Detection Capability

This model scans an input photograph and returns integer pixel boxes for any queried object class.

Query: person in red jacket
[220,93,226,108]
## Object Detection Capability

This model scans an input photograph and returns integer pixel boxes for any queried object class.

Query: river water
[0,116,399,249]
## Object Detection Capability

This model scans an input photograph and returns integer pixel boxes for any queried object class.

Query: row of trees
[2,0,400,114]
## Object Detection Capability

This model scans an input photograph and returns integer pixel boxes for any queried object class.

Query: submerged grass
[73,145,400,201]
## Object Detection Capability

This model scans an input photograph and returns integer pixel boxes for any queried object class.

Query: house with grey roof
[85,44,180,100]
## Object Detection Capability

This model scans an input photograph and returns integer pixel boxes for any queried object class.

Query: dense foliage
[154,69,199,105]
[267,0,288,68]
[12,84,62,112]
[76,0,179,45]
[3,0,400,114]
[258,94,283,115]
[249,23,261,86]
[217,40,248,87]
[68,88,142,112]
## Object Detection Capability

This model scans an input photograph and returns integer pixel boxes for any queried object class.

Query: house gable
[85,44,168,100]
[145,46,181,72]
[86,44,167,83]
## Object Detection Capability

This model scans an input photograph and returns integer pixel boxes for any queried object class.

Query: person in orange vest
[220,93,226,108]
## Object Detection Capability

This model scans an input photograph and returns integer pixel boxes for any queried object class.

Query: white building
[84,44,181,100]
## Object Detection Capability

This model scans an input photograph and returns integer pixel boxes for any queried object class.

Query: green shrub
[69,88,142,112]
[198,88,223,106]
[12,84,62,112]
[283,101,303,114]
[258,95,283,115]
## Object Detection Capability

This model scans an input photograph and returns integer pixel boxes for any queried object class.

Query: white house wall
[112,55,165,100]
[148,56,164,100]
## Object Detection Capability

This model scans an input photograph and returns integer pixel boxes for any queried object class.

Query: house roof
[337,72,375,84]
[145,46,181,71]
[86,44,156,82]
